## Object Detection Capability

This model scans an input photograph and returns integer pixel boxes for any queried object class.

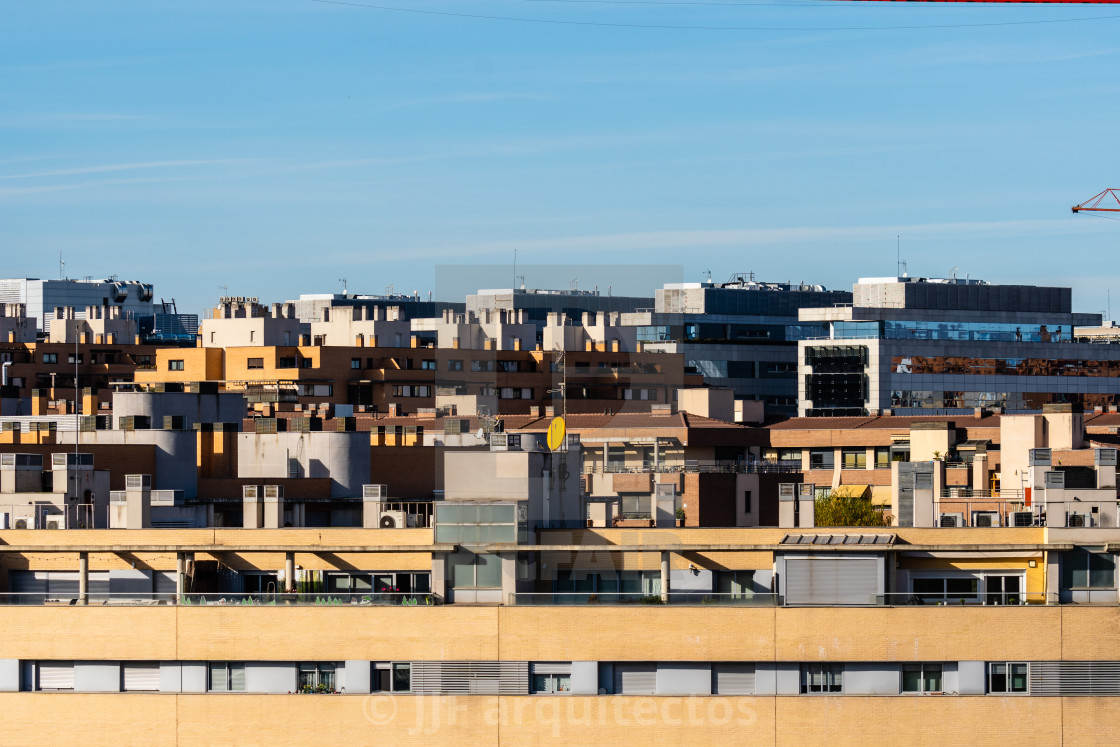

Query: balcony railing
[0,592,442,606]
[587,460,802,475]
[508,592,783,606]
[1,503,97,529]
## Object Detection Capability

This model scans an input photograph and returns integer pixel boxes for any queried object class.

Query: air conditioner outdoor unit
[1068,512,1092,528]
[242,485,259,499]
[45,519,62,529]
[379,510,407,529]
[939,513,964,528]
[264,485,284,500]
[14,518,28,529]
[972,511,1000,528]
[1010,511,1034,527]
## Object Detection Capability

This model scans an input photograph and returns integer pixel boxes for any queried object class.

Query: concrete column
[431,552,447,603]
[78,552,89,606]
[285,552,296,593]
[176,552,185,603]
[660,551,670,603]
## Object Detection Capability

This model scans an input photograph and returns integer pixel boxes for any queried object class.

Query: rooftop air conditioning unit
[972,511,1000,528]
[363,484,387,500]
[242,485,259,500]
[263,485,284,500]
[45,519,62,529]
[1068,512,1092,528]
[14,518,28,529]
[939,513,964,528]
[125,474,152,490]
[1010,511,1034,527]
[379,510,407,529]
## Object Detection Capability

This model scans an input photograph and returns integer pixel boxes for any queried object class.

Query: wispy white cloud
[0,159,260,181]
[377,92,552,111]
[0,113,149,128]
[359,218,1103,262]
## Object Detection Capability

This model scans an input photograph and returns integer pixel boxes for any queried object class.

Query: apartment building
[1,518,1119,744]
[625,277,851,417]
[798,275,1112,416]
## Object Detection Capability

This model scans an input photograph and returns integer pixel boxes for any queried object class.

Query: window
[743,490,752,515]
[613,663,657,694]
[209,662,246,692]
[713,663,755,695]
[247,358,264,369]
[43,353,58,364]
[447,549,504,588]
[68,353,83,365]
[122,662,161,692]
[716,570,754,597]
[168,360,184,371]
[800,663,843,693]
[778,449,802,469]
[984,575,1022,605]
[1062,548,1116,589]
[448,359,463,372]
[497,360,519,373]
[302,358,314,368]
[989,662,1028,693]
[351,358,361,369]
[911,576,980,604]
[278,356,297,368]
[298,662,337,693]
[875,447,891,469]
[809,449,835,470]
[841,449,866,469]
[531,663,571,694]
[901,663,943,694]
[471,360,495,373]
[373,662,411,692]
[37,662,74,690]
[421,359,436,371]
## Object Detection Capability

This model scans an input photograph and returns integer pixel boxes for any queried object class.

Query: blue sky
[2,1,1119,316]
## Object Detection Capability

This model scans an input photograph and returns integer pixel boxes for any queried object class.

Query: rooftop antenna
[385,283,394,296]
[59,253,65,280]
[950,266,959,281]
[339,277,348,295]
[570,277,578,293]
[517,274,526,290]
[513,248,517,290]
[896,236,903,278]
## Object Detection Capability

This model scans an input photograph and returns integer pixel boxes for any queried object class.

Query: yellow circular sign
[546,416,566,451]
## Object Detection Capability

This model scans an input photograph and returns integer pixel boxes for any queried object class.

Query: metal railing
[508,592,783,606]
[0,591,442,606]
[368,501,434,528]
[876,592,1046,606]
[0,503,98,529]
[587,460,802,475]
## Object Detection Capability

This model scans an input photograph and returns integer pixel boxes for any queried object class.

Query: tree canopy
[813,491,892,527]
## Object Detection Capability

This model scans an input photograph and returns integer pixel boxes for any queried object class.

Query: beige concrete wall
[0,691,1117,746]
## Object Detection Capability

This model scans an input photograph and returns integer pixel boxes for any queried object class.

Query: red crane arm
[1073,189,1120,214]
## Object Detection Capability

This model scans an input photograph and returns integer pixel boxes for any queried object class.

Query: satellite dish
[476,427,485,440]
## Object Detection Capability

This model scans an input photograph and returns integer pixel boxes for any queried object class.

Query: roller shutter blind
[123,663,161,691]
[784,557,880,605]
[1030,662,1120,695]
[531,662,572,676]
[613,664,656,694]
[38,663,75,690]
[410,662,528,695]
[713,664,755,695]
